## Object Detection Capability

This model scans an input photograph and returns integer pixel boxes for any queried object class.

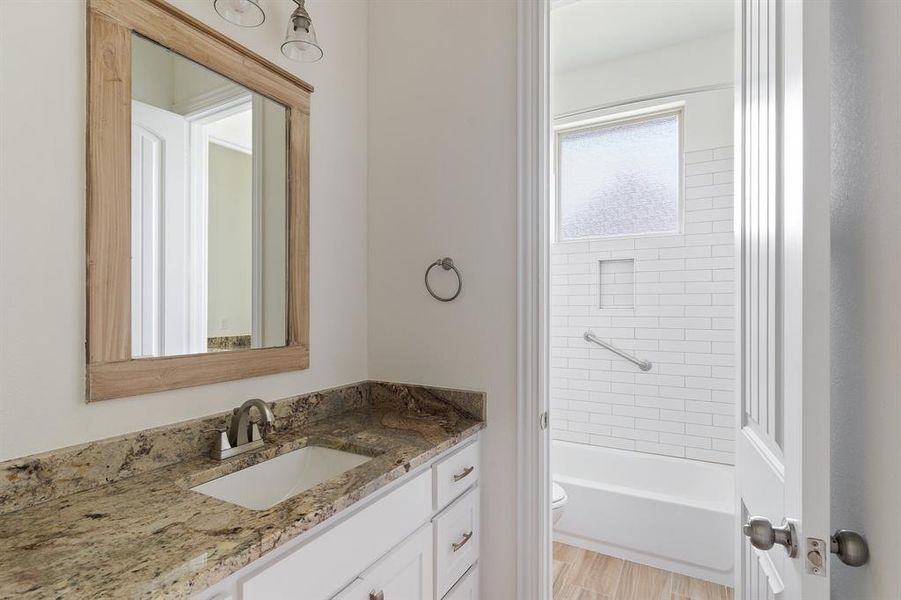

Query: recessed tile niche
[598,258,635,309]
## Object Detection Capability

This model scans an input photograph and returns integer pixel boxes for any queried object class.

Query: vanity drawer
[241,471,432,600]
[329,578,365,600]
[432,439,479,510]
[433,487,480,599]
[443,563,479,600]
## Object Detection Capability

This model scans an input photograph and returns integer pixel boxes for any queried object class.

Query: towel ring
[425,257,462,302]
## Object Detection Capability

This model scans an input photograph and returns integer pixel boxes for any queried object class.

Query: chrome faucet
[211,398,276,460]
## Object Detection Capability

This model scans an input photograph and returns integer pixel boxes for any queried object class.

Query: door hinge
[539,411,549,430]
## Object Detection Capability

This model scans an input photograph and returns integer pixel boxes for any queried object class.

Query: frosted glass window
[557,113,681,240]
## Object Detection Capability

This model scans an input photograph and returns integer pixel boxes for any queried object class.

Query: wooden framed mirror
[86,0,312,401]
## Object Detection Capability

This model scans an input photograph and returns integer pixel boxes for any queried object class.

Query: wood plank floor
[553,542,734,600]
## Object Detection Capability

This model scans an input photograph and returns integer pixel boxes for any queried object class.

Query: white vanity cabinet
[240,471,433,599]
[195,436,480,600]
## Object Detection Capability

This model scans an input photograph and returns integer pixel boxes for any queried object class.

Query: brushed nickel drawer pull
[453,466,475,482]
[452,530,474,552]
[369,591,384,600]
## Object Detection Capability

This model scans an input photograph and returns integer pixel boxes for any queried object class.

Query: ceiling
[207,108,253,154]
[551,0,734,73]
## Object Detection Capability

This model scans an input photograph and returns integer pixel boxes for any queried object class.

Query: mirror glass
[131,35,288,358]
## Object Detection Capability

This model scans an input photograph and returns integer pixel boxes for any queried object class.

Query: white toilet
[551,482,568,524]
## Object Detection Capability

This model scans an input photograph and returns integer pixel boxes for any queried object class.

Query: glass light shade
[214,0,265,27]
[281,16,323,62]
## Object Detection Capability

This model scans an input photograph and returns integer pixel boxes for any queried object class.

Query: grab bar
[583,331,652,371]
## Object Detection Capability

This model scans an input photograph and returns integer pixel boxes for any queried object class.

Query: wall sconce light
[281,0,323,62]
[213,0,323,63]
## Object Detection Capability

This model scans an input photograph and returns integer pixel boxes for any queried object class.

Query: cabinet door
[241,472,431,600]
[342,524,433,600]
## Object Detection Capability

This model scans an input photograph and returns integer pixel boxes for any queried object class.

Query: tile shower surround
[550,145,736,465]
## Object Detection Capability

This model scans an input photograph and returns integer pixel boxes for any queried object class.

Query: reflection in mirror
[131,35,287,358]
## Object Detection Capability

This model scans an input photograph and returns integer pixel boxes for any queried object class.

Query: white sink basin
[192,446,372,510]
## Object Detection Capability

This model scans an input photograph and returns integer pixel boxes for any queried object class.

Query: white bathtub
[552,440,735,586]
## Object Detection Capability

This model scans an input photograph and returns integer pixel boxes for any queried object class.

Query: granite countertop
[0,382,485,599]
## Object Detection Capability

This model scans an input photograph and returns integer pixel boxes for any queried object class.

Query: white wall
[554,31,734,118]
[366,1,516,598]
[550,30,735,463]
[0,0,369,460]
[830,0,901,595]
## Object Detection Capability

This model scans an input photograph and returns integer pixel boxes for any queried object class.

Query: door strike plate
[806,537,827,576]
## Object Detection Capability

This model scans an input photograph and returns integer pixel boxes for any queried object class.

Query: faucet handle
[217,430,233,448]
[209,430,234,459]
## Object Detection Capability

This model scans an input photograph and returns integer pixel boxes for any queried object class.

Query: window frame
[553,107,685,243]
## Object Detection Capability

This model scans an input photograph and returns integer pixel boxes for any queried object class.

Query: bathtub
[552,440,734,586]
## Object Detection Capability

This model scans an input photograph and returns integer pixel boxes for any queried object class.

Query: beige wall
[132,34,244,115]
[260,99,288,348]
[132,34,176,108]
[207,143,253,338]
[0,0,369,459]
[367,1,517,597]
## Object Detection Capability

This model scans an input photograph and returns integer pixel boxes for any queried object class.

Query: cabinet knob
[369,591,384,600]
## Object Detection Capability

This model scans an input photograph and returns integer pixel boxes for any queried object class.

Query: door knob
[831,529,869,567]
[743,518,870,567]
[743,516,799,558]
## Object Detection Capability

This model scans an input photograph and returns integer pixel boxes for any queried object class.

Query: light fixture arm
[212,0,324,62]
[290,0,313,32]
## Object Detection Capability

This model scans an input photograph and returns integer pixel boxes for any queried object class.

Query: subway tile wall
[550,145,736,465]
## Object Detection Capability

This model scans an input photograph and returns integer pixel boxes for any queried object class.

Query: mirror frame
[86,0,312,401]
